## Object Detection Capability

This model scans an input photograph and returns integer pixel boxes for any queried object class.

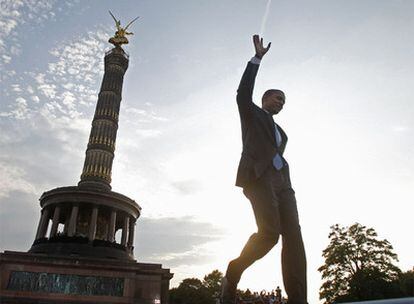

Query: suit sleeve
[237,62,260,122]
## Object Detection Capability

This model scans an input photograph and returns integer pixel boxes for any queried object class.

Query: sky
[0,0,413,303]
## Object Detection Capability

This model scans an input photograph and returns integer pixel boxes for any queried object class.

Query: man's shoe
[220,276,237,304]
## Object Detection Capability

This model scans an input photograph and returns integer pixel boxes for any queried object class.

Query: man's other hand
[253,34,271,59]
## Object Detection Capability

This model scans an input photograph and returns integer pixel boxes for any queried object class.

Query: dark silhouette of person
[220,35,307,304]
[276,286,282,302]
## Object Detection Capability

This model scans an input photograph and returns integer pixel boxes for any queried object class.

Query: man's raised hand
[253,34,271,59]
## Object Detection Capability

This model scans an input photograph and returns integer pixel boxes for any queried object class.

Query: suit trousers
[226,164,307,304]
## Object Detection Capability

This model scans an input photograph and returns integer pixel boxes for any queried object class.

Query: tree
[202,269,223,298]
[397,269,414,297]
[169,270,223,304]
[318,223,401,304]
[169,278,211,304]
[335,267,402,302]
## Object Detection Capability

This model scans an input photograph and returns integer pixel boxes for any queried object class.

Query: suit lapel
[258,108,277,144]
[257,108,288,153]
[275,123,288,153]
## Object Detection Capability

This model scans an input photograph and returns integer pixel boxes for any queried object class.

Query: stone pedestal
[0,251,173,304]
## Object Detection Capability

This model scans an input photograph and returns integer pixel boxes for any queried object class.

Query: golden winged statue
[108,11,139,47]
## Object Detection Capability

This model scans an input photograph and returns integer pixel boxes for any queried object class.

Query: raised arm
[237,35,271,120]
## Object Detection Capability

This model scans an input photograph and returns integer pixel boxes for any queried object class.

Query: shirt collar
[262,108,276,123]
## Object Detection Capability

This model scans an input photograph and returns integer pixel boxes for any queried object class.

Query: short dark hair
[262,89,285,101]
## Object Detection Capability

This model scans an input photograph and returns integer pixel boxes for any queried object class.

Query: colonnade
[34,204,136,248]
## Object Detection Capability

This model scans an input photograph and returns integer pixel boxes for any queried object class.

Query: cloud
[11,84,21,92]
[154,249,216,268]
[171,179,202,195]
[38,82,57,99]
[30,27,112,122]
[31,95,40,103]
[13,97,29,119]
[0,29,105,195]
[124,105,168,123]
[0,0,59,76]
[0,97,30,120]
[0,162,37,199]
[2,54,11,63]
[0,190,39,251]
[135,216,223,266]
[1,26,111,130]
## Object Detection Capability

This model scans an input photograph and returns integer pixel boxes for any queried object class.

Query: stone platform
[0,251,173,304]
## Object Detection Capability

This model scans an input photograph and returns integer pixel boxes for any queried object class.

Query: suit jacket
[235,62,288,188]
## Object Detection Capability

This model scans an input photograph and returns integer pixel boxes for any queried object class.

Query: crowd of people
[234,287,287,304]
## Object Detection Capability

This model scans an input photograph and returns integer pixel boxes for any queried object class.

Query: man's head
[261,89,285,115]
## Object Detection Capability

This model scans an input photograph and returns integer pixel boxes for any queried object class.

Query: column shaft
[63,216,70,234]
[121,216,129,246]
[68,205,79,237]
[88,206,99,241]
[128,218,135,247]
[108,210,117,242]
[35,209,50,239]
[49,206,61,237]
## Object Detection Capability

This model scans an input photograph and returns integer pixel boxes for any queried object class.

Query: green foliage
[203,269,223,298]
[334,268,401,302]
[169,270,223,304]
[318,223,401,304]
[397,270,414,297]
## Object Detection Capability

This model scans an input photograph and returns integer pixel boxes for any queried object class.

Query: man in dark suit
[220,35,307,304]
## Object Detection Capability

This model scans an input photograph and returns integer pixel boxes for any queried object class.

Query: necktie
[273,123,284,170]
